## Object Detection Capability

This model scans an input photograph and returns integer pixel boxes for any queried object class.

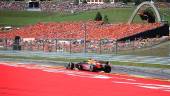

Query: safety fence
[0,36,169,54]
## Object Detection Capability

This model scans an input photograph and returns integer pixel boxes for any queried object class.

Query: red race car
[66,60,111,73]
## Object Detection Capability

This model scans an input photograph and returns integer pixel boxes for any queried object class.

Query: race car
[66,60,111,73]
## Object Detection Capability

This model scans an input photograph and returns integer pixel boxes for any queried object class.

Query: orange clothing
[87,59,96,65]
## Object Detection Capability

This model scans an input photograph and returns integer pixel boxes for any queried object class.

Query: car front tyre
[66,62,74,70]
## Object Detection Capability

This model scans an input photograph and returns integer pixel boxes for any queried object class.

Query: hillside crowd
[40,1,128,12]
[0,1,169,12]
[0,21,164,52]
[0,21,161,40]
[0,1,129,12]
[0,1,26,11]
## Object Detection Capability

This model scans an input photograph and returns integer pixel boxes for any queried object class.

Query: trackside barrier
[0,36,169,54]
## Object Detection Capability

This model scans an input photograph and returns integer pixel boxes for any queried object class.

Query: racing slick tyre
[89,64,96,72]
[77,65,83,70]
[104,65,111,73]
[66,62,74,70]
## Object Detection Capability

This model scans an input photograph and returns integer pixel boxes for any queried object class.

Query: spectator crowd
[0,21,161,40]
[0,1,26,11]
[0,1,169,13]
[0,1,129,12]
[0,21,163,53]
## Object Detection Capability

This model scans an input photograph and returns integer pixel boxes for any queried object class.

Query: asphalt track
[0,62,170,96]
[0,50,170,65]
[1,59,170,79]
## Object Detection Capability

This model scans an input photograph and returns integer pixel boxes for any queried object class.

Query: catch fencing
[0,36,169,54]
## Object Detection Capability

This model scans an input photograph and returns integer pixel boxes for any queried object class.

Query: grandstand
[0,21,162,40]
[0,21,169,52]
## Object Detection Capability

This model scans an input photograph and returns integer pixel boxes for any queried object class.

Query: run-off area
[0,63,170,96]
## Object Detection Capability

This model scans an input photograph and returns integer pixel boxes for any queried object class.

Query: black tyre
[78,65,83,70]
[104,65,111,73]
[66,62,74,70]
[89,64,95,72]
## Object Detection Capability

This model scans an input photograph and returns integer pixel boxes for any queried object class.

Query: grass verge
[0,54,170,69]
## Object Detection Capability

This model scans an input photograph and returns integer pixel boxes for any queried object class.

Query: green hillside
[0,8,169,26]
[0,8,170,26]
[0,8,133,26]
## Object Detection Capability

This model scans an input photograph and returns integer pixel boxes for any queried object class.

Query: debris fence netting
[0,37,169,54]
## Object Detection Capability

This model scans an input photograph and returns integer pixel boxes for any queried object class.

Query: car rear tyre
[78,65,83,70]
[104,65,111,73]
[90,64,96,72]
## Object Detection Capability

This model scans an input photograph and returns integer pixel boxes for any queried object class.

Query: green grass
[110,61,170,69]
[159,8,170,22]
[0,8,133,26]
[118,40,170,57]
[0,54,170,69]
[0,10,51,26]
[0,8,147,26]
[0,8,169,26]
[0,8,170,26]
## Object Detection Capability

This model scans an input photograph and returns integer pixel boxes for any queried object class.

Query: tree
[82,0,87,4]
[74,0,79,5]
[103,15,109,24]
[144,8,156,23]
[122,0,128,4]
[139,8,156,23]
[104,0,110,3]
[119,0,133,3]
[166,0,170,2]
[94,12,103,21]
[134,0,142,5]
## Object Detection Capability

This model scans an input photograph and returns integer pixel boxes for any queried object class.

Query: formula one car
[66,60,111,73]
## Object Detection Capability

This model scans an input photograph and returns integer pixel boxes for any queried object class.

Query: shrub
[103,15,109,24]
[94,12,103,21]
[104,0,110,3]
[143,8,156,23]
[82,0,87,4]
[74,0,79,5]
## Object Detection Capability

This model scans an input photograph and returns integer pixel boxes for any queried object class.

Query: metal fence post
[169,39,170,56]
[99,39,102,54]
[70,39,72,54]
[150,40,153,55]
[133,40,135,54]
[115,40,118,54]
[43,40,45,51]
[5,38,7,50]
[55,39,58,52]
[83,23,87,53]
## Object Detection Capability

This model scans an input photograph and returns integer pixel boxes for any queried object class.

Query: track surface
[0,62,170,96]
[1,50,170,65]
